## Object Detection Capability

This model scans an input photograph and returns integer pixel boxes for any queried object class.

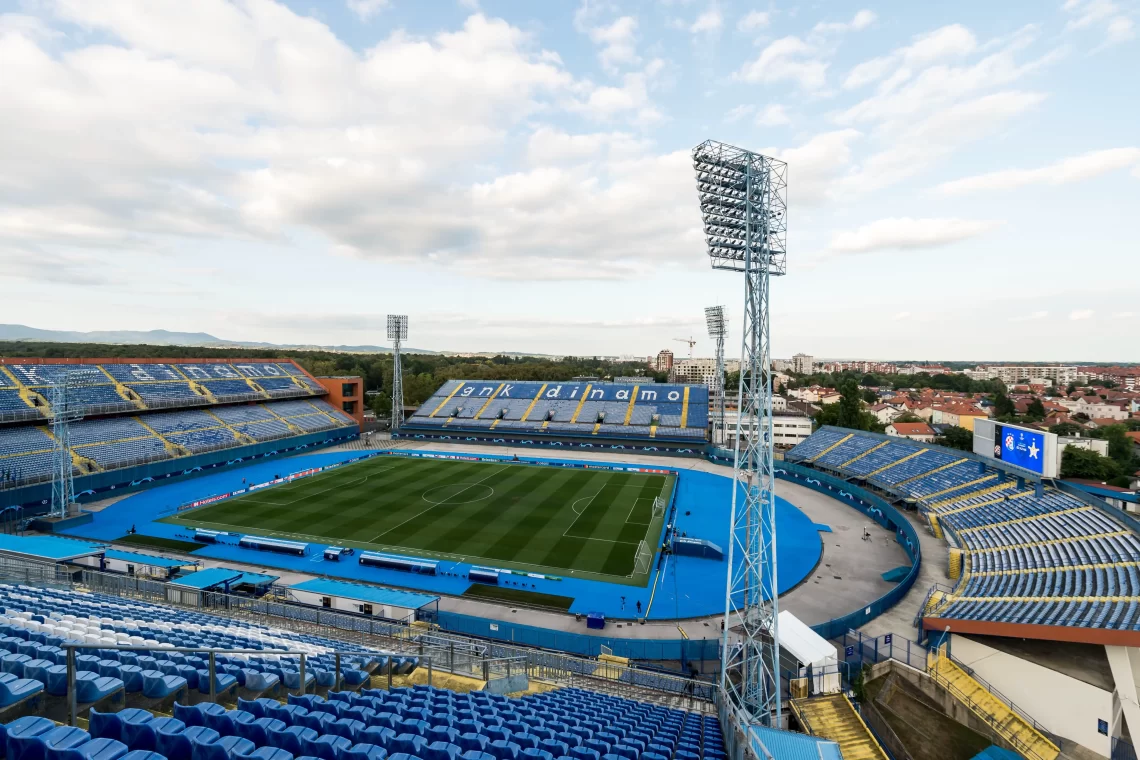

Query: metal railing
[926,654,1061,760]
[0,559,716,711]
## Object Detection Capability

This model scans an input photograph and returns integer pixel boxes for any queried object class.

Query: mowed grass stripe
[167,456,676,583]
[250,460,459,537]
[478,469,597,565]
[419,465,568,555]
[602,477,668,575]
[311,461,485,540]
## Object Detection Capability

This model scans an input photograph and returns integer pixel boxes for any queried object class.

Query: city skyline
[0,0,1136,360]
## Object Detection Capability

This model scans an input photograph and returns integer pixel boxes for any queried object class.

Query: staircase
[204,409,256,445]
[97,366,146,409]
[790,693,889,760]
[928,653,1060,760]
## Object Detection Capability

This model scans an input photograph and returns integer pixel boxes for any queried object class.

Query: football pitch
[163,456,675,585]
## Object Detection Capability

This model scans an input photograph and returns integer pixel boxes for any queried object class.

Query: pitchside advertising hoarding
[972,418,1058,477]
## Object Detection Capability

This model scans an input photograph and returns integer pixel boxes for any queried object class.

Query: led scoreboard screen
[992,424,1045,474]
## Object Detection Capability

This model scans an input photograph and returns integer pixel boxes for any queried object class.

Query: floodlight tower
[387,315,408,432]
[692,140,787,728]
[49,371,95,519]
[705,306,727,447]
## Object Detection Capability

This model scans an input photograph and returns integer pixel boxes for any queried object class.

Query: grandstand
[403,381,708,445]
[0,578,728,760]
[0,360,358,508]
[786,426,1140,644]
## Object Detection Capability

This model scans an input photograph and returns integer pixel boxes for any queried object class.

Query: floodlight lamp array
[704,306,726,338]
[387,315,408,341]
[692,140,788,275]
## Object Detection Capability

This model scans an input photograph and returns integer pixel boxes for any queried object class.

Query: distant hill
[0,324,437,355]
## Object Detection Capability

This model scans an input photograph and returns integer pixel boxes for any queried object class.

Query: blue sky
[0,0,1136,361]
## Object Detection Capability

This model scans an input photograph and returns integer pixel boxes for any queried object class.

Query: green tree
[1101,425,1140,471]
[1060,447,1121,481]
[837,378,863,429]
[1066,382,1077,395]
[993,389,1015,418]
[862,389,878,405]
[1025,398,1046,421]
[1049,422,1084,437]
[894,411,923,423]
[936,426,974,451]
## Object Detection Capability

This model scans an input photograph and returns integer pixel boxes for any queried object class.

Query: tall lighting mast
[388,315,408,432]
[705,306,727,447]
[692,140,788,728]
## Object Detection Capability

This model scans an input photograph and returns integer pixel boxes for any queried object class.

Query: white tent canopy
[778,610,841,694]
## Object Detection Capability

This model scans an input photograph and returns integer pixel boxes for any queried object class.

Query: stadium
[0,146,1135,760]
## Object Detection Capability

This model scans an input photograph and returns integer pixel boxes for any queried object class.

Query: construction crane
[673,337,697,360]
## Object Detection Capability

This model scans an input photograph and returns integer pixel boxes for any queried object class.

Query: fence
[715,457,923,641]
[0,557,717,711]
[840,630,927,672]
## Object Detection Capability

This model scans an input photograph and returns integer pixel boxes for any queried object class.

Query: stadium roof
[169,567,245,590]
[0,534,105,562]
[104,549,193,569]
[290,578,438,609]
[749,726,842,760]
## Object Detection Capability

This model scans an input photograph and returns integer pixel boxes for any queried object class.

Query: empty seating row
[788,427,1140,632]
[0,399,355,490]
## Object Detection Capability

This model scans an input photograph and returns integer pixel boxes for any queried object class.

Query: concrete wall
[952,634,1112,758]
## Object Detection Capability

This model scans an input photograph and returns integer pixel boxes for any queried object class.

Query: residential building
[900,364,952,375]
[772,359,791,373]
[886,422,936,442]
[1073,397,1129,420]
[1077,366,1140,390]
[869,403,902,424]
[723,410,812,448]
[672,358,741,386]
[930,403,988,431]
[653,349,674,373]
[1060,436,1109,456]
[791,353,814,375]
[964,365,1077,386]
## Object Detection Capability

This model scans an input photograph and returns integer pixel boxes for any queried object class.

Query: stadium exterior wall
[707,447,923,640]
[2,426,360,512]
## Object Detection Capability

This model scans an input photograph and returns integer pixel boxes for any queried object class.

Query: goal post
[633,540,653,575]
[652,496,666,519]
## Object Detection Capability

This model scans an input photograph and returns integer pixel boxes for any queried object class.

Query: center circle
[422,483,495,506]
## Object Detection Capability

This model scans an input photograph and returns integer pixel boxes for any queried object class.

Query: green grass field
[163,456,673,585]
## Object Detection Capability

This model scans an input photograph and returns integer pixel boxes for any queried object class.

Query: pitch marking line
[369,465,507,543]
[624,497,656,527]
[230,475,371,507]
[570,492,599,517]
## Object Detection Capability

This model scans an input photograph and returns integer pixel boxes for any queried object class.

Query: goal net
[633,540,653,575]
[652,496,666,519]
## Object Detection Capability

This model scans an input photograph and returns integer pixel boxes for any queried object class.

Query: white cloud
[761,130,862,204]
[828,218,1003,255]
[1070,309,1095,320]
[1011,311,1049,322]
[814,10,877,34]
[1063,0,1135,46]
[755,103,791,126]
[736,36,828,90]
[588,16,640,72]
[1106,16,1136,44]
[891,311,911,321]
[689,7,723,34]
[736,11,770,32]
[934,147,1140,194]
[346,0,389,20]
[1114,311,1136,318]
[841,24,978,89]
[724,104,753,122]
